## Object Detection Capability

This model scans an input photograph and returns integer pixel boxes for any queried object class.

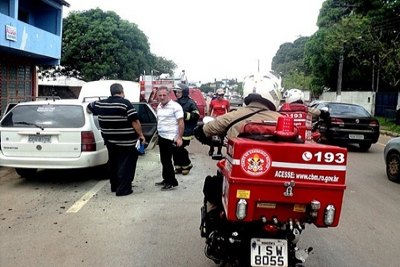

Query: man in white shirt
[155,86,184,190]
[180,70,187,84]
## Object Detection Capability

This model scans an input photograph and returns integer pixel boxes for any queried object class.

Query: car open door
[132,102,158,150]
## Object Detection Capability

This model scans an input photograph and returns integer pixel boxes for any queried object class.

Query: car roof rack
[82,96,108,103]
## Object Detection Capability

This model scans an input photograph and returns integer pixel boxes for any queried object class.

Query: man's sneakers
[155,180,166,186]
[181,163,193,175]
[156,180,178,190]
[174,167,182,174]
[161,183,178,191]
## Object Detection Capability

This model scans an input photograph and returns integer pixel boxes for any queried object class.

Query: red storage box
[279,103,312,142]
[219,138,347,227]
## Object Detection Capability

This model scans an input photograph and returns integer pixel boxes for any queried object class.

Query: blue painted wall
[0,0,65,65]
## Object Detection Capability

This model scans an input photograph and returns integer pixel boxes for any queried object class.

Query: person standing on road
[180,70,187,84]
[208,88,230,156]
[87,83,145,196]
[155,86,184,190]
[172,83,200,175]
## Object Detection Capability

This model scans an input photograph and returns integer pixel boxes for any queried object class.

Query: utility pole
[371,55,375,92]
[336,47,344,102]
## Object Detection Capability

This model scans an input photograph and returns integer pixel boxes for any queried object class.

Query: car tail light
[330,118,344,126]
[369,120,379,127]
[81,131,96,151]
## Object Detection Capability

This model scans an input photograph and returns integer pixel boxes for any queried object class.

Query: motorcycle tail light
[324,205,336,226]
[263,224,278,233]
[310,200,320,218]
[236,199,247,220]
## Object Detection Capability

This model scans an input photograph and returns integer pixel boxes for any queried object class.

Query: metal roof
[51,0,70,7]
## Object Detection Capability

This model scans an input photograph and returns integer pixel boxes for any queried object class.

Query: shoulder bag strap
[223,108,268,136]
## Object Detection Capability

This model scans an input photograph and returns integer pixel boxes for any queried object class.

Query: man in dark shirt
[87,83,145,196]
[172,84,199,175]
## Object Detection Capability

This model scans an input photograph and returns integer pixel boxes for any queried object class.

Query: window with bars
[0,62,33,115]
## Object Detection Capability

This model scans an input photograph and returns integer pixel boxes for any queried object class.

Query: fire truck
[139,73,177,103]
[139,73,207,120]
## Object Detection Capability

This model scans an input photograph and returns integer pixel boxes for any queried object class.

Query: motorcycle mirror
[203,116,215,124]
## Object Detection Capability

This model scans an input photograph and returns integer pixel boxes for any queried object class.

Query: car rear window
[1,105,85,128]
[328,103,371,117]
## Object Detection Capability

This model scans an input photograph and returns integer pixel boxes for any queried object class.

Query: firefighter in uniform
[194,85,283,216]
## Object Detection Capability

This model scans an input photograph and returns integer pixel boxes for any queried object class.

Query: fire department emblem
[240,149,271,176]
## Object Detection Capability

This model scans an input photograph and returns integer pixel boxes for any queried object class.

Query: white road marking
[66,180,107,213]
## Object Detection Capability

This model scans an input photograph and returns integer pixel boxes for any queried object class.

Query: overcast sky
[63,0,324,83]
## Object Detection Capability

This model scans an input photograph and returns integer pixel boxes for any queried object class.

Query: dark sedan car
[312,101,380,151]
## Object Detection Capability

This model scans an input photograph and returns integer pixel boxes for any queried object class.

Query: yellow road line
[66,180,107,213]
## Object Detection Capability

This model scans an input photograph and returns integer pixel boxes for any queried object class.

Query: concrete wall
[320,91,376,115]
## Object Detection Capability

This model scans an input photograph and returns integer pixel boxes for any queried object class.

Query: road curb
[380,130,400,137]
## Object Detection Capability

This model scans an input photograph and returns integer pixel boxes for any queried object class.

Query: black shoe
[181,164,193,175]
[155,180,165,185]
[116,189,133,196]
[175,168,182,174]
[161,183,177,190]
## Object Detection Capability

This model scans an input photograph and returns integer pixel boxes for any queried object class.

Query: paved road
[1,136,399,267]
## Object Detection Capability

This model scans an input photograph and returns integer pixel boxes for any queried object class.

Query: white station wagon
[0,97,157,178]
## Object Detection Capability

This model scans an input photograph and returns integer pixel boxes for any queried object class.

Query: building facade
[0,0,69,114]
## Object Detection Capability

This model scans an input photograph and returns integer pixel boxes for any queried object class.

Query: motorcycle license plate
[250,238,288,267]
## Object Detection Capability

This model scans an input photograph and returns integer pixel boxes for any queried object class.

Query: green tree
[272,37,311,90]
[153,56,177,76]
[305,0,400,93]
[273,0,400,95]
[60,8,175,81]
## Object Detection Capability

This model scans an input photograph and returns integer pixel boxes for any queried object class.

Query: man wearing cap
[208,88,230,156]
[173,84,200,175]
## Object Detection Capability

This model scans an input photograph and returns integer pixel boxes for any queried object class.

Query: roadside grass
[377,117,400,135]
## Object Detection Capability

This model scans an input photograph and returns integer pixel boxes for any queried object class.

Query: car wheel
[15,168,38,178]
[386,152,400,182]
[359,142,372,152]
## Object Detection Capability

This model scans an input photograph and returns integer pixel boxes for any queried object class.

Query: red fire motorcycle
[196,116,347,267]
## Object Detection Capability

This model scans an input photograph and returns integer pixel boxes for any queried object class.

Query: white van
[78,80,141,102]
[78,80,158,150]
